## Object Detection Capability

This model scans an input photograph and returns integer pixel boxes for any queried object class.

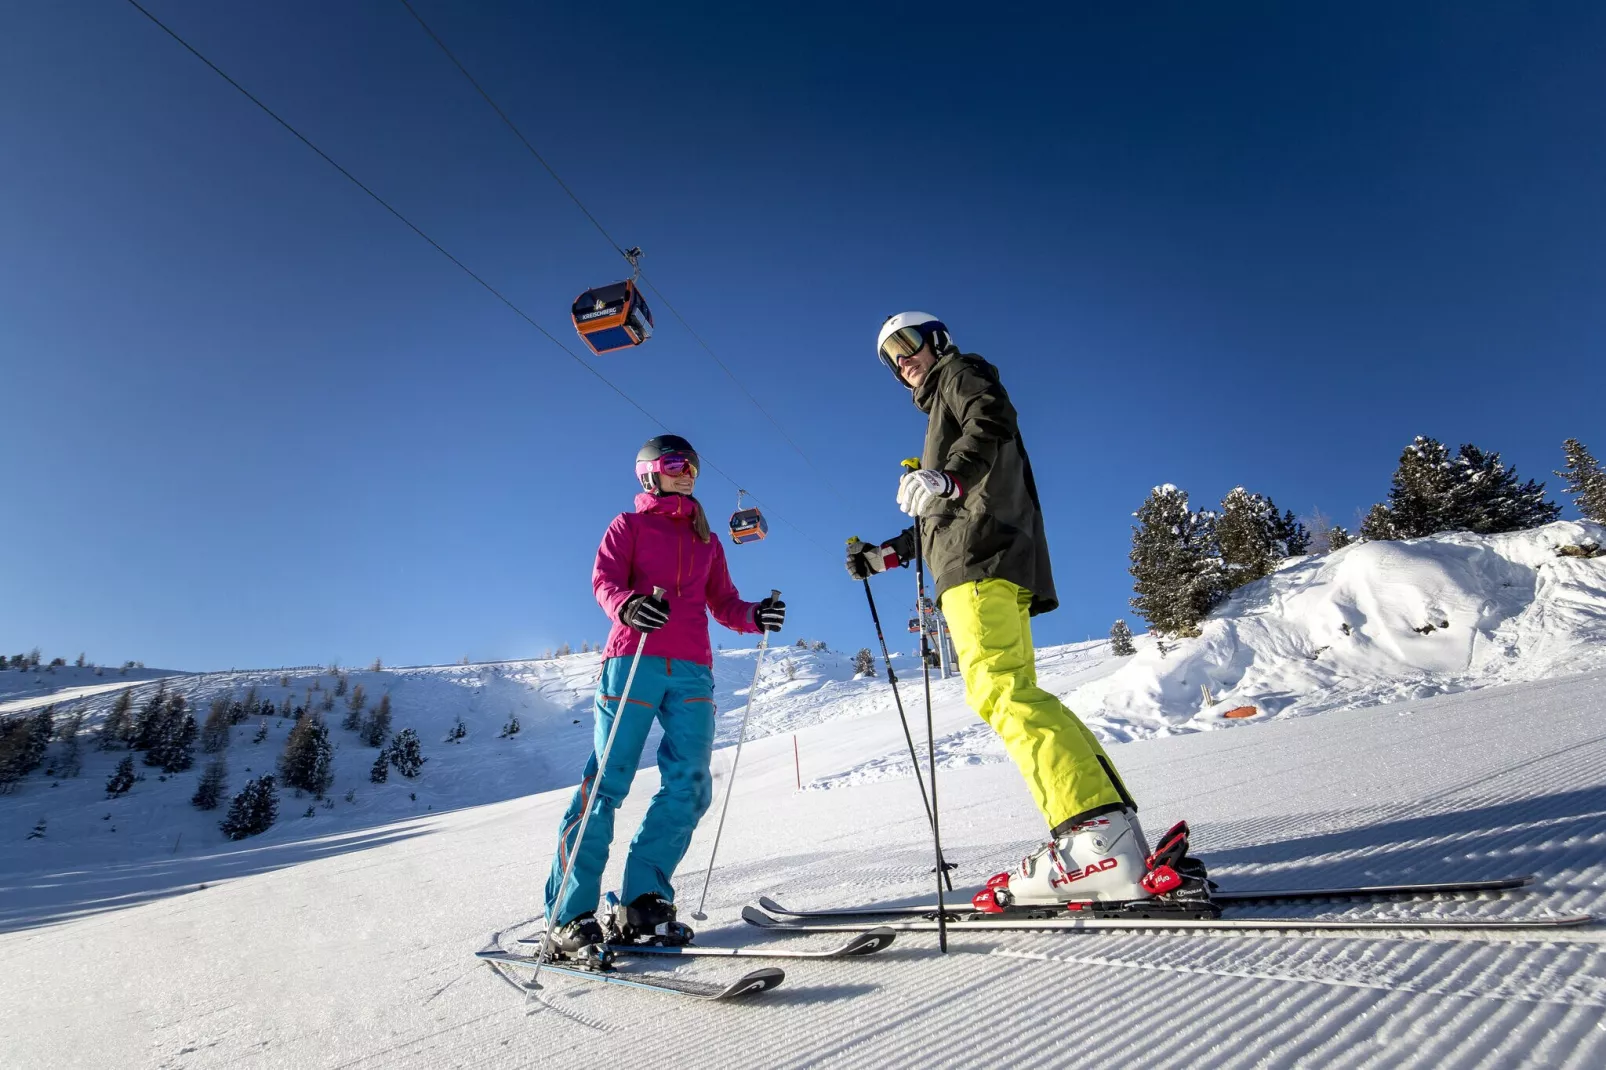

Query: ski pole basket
[571,278,654,355]
[729,490,768,545]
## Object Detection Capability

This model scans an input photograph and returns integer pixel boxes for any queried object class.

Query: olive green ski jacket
[884,351,1058,615]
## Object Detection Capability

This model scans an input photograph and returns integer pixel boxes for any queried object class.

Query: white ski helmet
[876,312,953,383]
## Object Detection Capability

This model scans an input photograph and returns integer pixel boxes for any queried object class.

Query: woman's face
[658,469,696,495]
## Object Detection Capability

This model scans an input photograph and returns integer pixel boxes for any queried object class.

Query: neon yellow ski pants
[940,578,1129,830]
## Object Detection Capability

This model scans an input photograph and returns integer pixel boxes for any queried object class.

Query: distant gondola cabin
[572,280,654,355]
[729,506,768,545]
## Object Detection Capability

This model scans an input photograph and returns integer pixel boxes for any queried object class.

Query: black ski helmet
[635,434,699,493]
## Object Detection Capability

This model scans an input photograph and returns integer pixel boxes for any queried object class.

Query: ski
[517,926,897,960]
[476,949,785,1000]
[742,903,1593,935]
[754,874,1539,921]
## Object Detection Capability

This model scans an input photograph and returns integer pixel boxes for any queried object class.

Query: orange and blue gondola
[571,279,654,355]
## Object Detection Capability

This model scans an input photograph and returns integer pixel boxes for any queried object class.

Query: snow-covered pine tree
[1216,488,1279,589]
[130,681,169,751]
[252,720,268,744]
[201,695,232,754]
[388,728,426,778]
[1384,436,1456,538]
[219,774,278,839]
[105,755,136,798]
[191,758,227,810]
[1272,509,1311,555]
[1445,443,1560,533]
[1359,502,1398,541]
[56,709,86,777]
[333,672,347,698]
[852,648,876,677]
[0,712,52,792]
[359,693,392,747]
[1109,620,1136,656]
[239,686,260,724]
[278,714,334,797]
[369,750,389,784]
[1556,438,1606,521]
[1129,485,1224,636]
[144,693,197,773]
[99,688,134,749]
[1328,525,1353,550]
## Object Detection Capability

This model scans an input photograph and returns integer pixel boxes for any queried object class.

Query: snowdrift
[1071,520,1606,739]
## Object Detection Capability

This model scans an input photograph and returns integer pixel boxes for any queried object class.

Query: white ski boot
[974,807,1155,911]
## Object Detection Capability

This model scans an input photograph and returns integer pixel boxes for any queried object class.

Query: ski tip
[756,895,789,914]
[847,928,898,954]
[723,967,786,997]
[742,903,782,927]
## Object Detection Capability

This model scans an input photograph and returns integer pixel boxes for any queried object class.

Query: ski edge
[756,874,1540,919]
[475,949,785,999]
[741,903,1594,933]
[515,927,898,959]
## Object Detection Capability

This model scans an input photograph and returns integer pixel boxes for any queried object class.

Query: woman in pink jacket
[543,434,785,956]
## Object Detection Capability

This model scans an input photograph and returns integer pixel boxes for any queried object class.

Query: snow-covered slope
[3,666,1603,1068]
[1070,520,1606,740]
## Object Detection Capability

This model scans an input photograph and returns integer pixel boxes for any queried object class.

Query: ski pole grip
[770,589,782,599]
[900,457,920,472]
[652,586,666,598]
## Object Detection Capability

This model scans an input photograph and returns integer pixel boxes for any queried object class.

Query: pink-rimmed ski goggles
[636,450,699,482]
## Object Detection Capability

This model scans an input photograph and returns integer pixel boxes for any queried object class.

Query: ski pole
[902,459,949,953]
[690,590,780,920]
[855,565,953,892]
[530,586,662,992]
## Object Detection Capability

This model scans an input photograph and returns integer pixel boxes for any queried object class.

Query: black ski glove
[620,592,671,633]
[845,538,898,581]
[754,594,786,632]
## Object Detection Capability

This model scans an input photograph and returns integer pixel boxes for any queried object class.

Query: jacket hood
[634,491,700,519]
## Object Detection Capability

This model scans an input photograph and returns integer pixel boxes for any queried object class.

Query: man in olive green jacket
[848,312,1198,910]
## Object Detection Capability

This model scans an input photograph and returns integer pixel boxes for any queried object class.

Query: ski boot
[608,892,695,947]
[543,913,613,966]
[971,808,1220,918]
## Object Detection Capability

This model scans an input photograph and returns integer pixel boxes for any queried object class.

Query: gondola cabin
[729,507,769,545]
[571,280,654,355]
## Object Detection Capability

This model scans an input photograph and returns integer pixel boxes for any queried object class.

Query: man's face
[898,343,938,388]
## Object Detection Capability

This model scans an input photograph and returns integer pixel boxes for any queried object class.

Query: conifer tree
[219,774,278,839]
[1382,436,1455,538]
[105,755,136,798]
[145,694,197,774]
[1360,503,1398,541]
[388,728,426,778]
[1129,485,1224,636]
[852,648,876,677]
[238,686,260,724]
[278,715,334,797]
[1109,620,1136,657]
[1271,509,1311,556]
[1216,488,1279,589]
[191,758,227,810]
[359,693,392,747]
[369,750,389,784]
[1556,438,1606,521]
[56,709,86,777]
[130,682,169,751]
[1445,444,1559,533]
[0,711,53,791]
[201,695,232,754]
[99,688,134,749]
[252,720,268,744]
[1328,525,1353,550]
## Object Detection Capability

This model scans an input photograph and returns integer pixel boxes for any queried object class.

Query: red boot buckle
[971,887,1007,914]
[1141,864,1183,896]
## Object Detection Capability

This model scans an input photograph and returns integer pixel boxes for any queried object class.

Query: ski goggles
[877,326,929,373]
[637,451,699,480]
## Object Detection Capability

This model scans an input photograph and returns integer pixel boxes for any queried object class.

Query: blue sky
[3,1,1603,670]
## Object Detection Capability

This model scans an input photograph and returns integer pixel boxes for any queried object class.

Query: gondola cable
[121,0,820,551]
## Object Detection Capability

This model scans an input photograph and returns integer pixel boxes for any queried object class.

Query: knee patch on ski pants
[940,578,1130,829]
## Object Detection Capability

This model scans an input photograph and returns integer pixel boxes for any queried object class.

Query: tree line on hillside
[5,650,141,676]
[1128,435,1604,639]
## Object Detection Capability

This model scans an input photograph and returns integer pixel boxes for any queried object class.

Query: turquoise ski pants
[544,656,717,925]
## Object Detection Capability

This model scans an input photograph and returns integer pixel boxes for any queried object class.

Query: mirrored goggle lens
[657,452,698,477]
[878,326,926,367]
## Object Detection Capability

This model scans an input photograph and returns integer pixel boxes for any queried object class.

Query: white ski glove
[897,469,961,517]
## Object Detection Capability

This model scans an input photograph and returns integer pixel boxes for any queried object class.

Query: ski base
[518,927,897,960]
[742,903,1593,935]
[756,874,1541,921]
[476,949,784,1000]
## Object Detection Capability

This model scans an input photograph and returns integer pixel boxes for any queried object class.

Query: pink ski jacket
[594,492,761,666]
